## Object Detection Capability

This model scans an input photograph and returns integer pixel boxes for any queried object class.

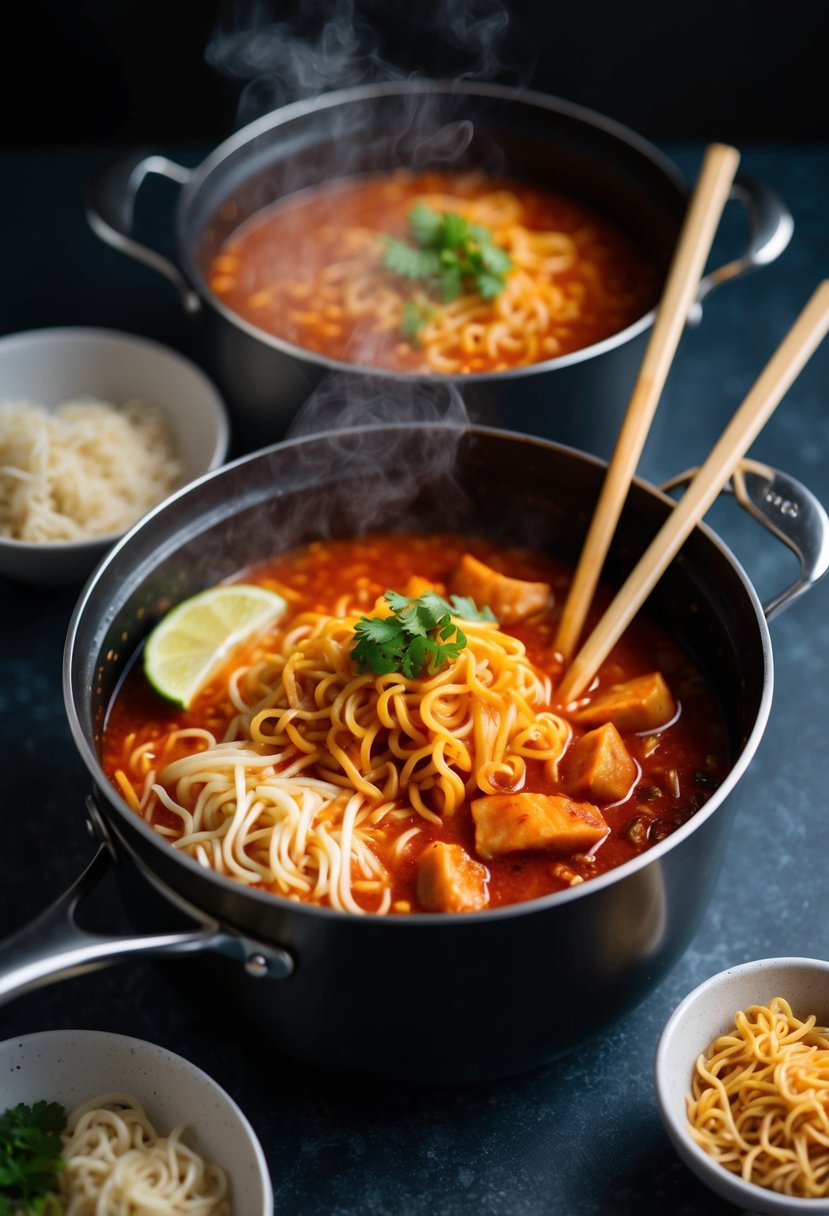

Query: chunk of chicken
[471,792,608,859]
[371,575,444,616]
[570,672,676,732]
[565,722,637,802]
[416,841,490,912]
[403,575,442,598]
[450,554,551,624]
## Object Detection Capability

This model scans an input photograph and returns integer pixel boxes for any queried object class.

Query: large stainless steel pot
[1,426,826,1084]
[87,81,793,456]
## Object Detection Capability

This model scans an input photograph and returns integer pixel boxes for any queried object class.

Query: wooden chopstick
[554,143,741,661]
[556,280,829,706]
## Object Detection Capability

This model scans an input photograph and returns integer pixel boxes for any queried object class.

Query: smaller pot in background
[87,81,793,456]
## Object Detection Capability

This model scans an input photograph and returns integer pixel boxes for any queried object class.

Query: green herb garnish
[352,590,496,679]
[0,1101,66,1215]
[381,202,513,338]
[400,299,436,344]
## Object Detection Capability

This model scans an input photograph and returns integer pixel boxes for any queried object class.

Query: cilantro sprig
[352,590,496,679]
[381,202,512,339]
[0,1100,66,1215]
[400,299,436,344]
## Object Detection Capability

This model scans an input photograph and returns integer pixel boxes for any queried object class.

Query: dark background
[2,8,829,1216]
[5,0,829,148]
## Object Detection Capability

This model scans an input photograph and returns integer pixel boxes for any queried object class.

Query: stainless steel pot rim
[64,423,774,928]
[189,77,688,204]
[179,76,682,380]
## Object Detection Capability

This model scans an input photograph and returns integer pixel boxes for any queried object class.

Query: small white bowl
[655,957,829,1215]
[0,326,230,586]
[0,1028,272,1213]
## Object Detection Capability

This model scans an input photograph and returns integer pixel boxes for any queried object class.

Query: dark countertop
[1,140,828,1215]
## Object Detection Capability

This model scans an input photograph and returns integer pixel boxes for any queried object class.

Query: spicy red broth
[206,170,659,374]
[102,534,727,914]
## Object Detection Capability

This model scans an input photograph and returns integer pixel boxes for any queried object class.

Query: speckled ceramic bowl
[655,957,829,1215]
[0,1028,272,1213]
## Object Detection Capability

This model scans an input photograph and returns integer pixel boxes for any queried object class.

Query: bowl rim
[654,956,829,1213]
[0,1026,273,1212]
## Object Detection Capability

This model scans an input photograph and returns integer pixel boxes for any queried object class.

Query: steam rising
[206,0,534,128]
[200,0,532,561]
[207,0,386,124]
[276,372,474,537]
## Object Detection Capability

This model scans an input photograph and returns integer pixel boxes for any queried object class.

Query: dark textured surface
[1,142,828,1214]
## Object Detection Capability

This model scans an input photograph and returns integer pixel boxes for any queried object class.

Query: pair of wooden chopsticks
[554,143,829,705]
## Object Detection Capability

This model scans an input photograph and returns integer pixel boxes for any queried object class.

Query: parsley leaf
[381,237,440,282]
[400,299,435,344]
[0,1100,66,1214]
[352,590,496,679]
[476,271,508,301]
[470,224,512,274]
[445,594,497,623]
[381,202,512,338]
[408,201,443,247]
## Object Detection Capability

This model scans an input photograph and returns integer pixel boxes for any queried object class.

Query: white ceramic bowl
[0,326,230,586]
[655,957,829,1215]
[0,1028,272,1213]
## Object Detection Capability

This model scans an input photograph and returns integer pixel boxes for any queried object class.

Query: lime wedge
[143,583,287,709]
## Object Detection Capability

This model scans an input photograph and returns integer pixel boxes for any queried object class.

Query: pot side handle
[660,459,829,620]
[0,806,294,1007]
[692,175,794,320]
[86,149,202,314]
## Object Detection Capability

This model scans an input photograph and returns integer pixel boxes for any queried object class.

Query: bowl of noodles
[88,79,793,455]
[0,326,230,586]
[0,1027,272,1213]
[655,957,829,1213]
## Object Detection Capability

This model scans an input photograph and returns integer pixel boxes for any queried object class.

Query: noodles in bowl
[0,1030,272,1215]
[656,959,829,1216]
[688,997,829,1199]
[60,1092,228,1214]
[206,169,659,376]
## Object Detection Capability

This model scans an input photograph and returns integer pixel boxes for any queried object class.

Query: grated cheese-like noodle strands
[0,397,183,541]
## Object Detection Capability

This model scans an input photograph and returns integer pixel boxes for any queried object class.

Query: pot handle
[660,459,829,619]
[692,175,794,320]
[86,149,202,314]
[0,800,294,1006]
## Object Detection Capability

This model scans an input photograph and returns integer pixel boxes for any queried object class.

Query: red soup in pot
[206,169,659,374]
[102,533,728,915]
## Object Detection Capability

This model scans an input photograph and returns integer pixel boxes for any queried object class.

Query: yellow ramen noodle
[688,996,829,1198]
[206,169,658,374]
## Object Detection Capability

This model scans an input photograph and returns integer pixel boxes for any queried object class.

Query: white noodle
[0,397,183,541]
[59,1091,229,1215]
